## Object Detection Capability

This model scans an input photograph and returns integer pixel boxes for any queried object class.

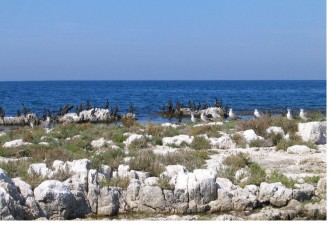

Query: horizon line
[0,79,326,82]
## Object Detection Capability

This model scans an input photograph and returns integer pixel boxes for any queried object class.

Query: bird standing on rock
[190,111,196,123]
[229,108,239,120]
[286,109,293,120]
[299,109,308,121]
[254,109,261,118]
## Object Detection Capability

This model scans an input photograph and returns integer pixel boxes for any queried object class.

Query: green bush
[267,170,295,188]
[191,136,211,150]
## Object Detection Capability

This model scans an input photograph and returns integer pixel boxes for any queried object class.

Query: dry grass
[99,177,130,189]
[236,118,272,136]
[267,170,295,188]
[190,136,211,150]
[231,133,246,148]
[184,125,222,137]
[129,149,208,176]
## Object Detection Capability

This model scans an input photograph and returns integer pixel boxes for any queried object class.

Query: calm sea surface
[0,80,326,122]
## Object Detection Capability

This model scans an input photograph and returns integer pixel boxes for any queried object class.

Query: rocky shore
[0,116,327,220]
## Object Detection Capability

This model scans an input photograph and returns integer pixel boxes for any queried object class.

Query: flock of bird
[189,107,310,123]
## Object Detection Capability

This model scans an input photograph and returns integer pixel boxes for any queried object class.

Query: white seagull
[286,109,293,120]
[299,109,308,121]
[190,111,196,123]
[254,109,261,118]
[229,108,239,120]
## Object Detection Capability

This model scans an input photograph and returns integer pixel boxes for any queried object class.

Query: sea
[0,80,326,123]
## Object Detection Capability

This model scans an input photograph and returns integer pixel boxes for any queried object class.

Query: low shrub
[303,176,321,184]
[90,149,125,169]
[245,163,266,186]
[99,177,130,189]
[267,170,295,188]
[191,136,211,150]
[223,152,251,169]
[231,133,246,148]
[236,118,272,136]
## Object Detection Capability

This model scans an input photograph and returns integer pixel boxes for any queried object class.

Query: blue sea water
[0,80,326,123]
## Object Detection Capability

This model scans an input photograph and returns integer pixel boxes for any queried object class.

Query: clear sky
[0,0,326,81]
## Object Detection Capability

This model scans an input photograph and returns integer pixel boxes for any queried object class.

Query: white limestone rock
[242,129,260,143]
[3,139,31,148]
[97,187,121,216]
[161,123,179,128]
[153,145,177,155]
[34,180,77,219]
[209,135,236,149]
[28,163,53,178]
[91,138,119,149]
[162,135,193,146]
[297,121,326,144]
[138,185,166,211]
[144,177,159,186]
[292,183,315,202]
[266,126,286,138]
[259,182,293,207]
[287,145,312,154]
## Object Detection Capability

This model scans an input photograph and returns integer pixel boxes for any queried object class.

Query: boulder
[2,139,31,148]
[125,179,141,208]
[232,186,259,211]
[210,135,236,149]
[144,177,159,186]
[87,170,101,213]
[12,178,41,219]
[266,126,286,138]
[0,169,25,220]
[303,199,326,220]
[174,172,189,203]
[28,163,53,178]
[98,165,112,179]
[162,135,193,146]
[63,159,90,174]
[292,183,315,202]
[162,165,188,178]
[259,182,293,207]
[34,180,77,219]
[118,164,130,178]
[287,145,312,154]
[316,177,326,197]
[98,187,121,216]
[91,138,118,149]
[123,134,144,146]
[216,178,235,191]
[242,129,260,143]
[139,185,166,211]
[297,121,326,144]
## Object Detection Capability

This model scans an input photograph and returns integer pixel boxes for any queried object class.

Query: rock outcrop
[297,121,326,144]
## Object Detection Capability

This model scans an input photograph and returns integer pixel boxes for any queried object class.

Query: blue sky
[0,0,326,80]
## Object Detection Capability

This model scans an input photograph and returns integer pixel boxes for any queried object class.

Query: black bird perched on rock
[58,104,74,116]
[0,107,5,120]
[76,102,83,115]
[21,103,29,117]
[129,102,134,114]
[167,100,173,114]
[215,98,222,108]
[113,104,119,116]
[16,110,21,117]
[104,99,109,109]
[201,101,208,110]
[86,100,92,110]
